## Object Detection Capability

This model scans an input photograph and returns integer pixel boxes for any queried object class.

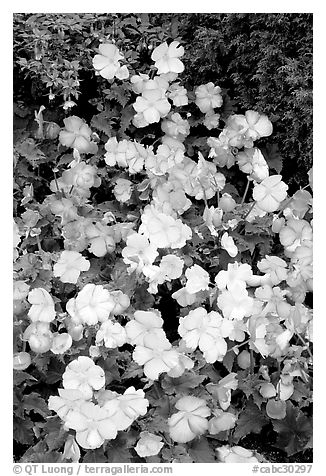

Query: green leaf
[14,417,35,445]
[188,437,216,463]
[106,439,132,463]
[23,392,50,418]
[262,143,284,174]
[233,398,269,443]
[83,448,107,463]
[162,371,206,395]
[272,401,312,456]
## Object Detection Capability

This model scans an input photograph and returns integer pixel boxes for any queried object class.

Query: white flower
[53,251,90,284]
[207,373,238,410]
[135,432,164,458]
[237,147,269,182]
[133,89,171,124]
[133,334,179,380]
[65,401,117,449]
[172,287,198,307]
[101,386,149,431]
[161,113,190,140]
[27,288,56,323]
[113,178,133,203]
[95,320,127,348]
[257,255,288,285]
[208,410,237,434]
[84,222,115,258]
[185,264,210,294]
[125,310,165,346]
[151,41,185,74]
[92,43,129,80]
[217,445,259,463]
[48,388,86,420]
[63,356,105,399]
[168,83,188,106]
[23,322,53,353]
[221,232,238,258]
[13,280,30,301]
[74,284,115,325]
[178,308,222,350]
[253,175,288,213]
[50,333,73,354]
[168,396,210,443]
[159,254,184,280]
[215,262,253,290]
[217,283,254,320]
[109,290,130,315]
[122,232,159,273]
[167,352,194,378]
[195,82,223,113]
[139,205,192,249]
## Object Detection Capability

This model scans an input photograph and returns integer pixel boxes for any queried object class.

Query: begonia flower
[221,232,238,258]
[168,83,188,106]
[125,310,165,346]
[92,43,129,80]
[279,218,312,255]
[65,401,117,449]
[23,322,53,353]
[122,232,159,273]
[217,283,254,320]
[207,135,236,169]
[48,388,86,420]
[237,147,269,182]
[195,82,223,113]
[215,262,253,290]
[62,162,101,190]
[50,333,73,354]
[13,352,31,371]
[84,222,115,257]
[130,73,150,94]
[133,89,171,124]
[63,356,105,399]
[100,387,149,431]
[59,116,97,154]
[185,264,210,294]
[139,205,192,249]
[217,445,259,463]
[227,110,273,146]
[159,254,184,280]
[161,113,190,140]
[168,396,210,443]
[172,287,198,307]
[135,432,164,458]
[74,284,116,325]
[253,175,288,213]
[13,281,30,301]
[27,287,56,323]
[203,111,220,130]
[109,290,130,315]
[178,308,227,362]
[207,373,238,410]
[167,352,194,378]
[151,41,185,74]
[133,334,179,380]
[113,178,133,203]
[257,255,288,286]
[95,320,127,348]
[208,410,237,434]
[53,250,90,284]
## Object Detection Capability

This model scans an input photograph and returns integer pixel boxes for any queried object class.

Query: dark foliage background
[13,13,312,191]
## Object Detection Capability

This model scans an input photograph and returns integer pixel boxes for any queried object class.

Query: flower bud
[13,352,31,370]
[237,350,251,369]
[219,193,236,212]
[45,122,60,140]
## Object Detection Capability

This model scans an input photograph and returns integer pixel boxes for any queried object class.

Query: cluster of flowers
[13,37,312,462]
[48,356,149,450]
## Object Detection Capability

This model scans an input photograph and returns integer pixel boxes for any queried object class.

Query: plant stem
[243,201,256,221]
[241,179,250,205]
